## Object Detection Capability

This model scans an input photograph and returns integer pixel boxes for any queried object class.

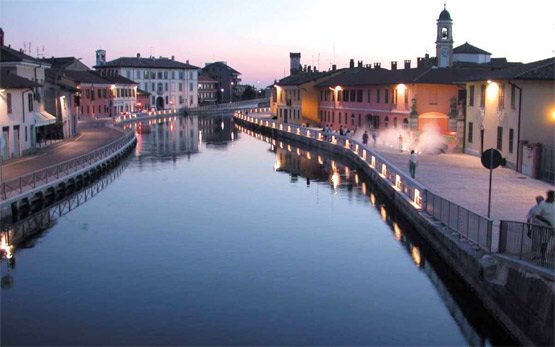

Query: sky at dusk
[1,0,554,87]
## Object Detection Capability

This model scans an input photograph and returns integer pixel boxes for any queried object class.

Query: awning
[34,111,57,127]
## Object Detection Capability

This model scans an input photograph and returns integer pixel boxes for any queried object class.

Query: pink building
[64,71,137,118]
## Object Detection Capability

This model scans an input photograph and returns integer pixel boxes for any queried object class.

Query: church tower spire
[436,4,453,68]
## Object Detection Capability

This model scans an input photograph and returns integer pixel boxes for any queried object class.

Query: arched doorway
[156,97,164,110]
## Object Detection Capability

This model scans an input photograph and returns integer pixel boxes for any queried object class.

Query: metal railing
[499,220,554,268]
[425,190,493,251]
[234,113,426,210]
[0,130,135,201]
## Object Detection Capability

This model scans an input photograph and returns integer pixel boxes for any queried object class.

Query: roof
[137,88,150,95]
[462,57,555,81]
[202,61,241,75]
[313,64,519,87]
[41,57,90,71]
[45,69,79,92]
[438,9,451,20]
[101,74,138,85]
[453,42,491,55]
[199,74,217,83]
[0,69,41,89]
[277,70,338,86]
[0,45,47,66]
[95,56,199,70]
[63,70,112,85]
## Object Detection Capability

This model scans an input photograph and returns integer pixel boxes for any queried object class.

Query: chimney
[425,53,430,60]
[357,60,363,68]
[417,57,424,68]
[366,64,371,69]
[171,55,175,60]
[391,61,397,70]
[404,59,411,69]
[308,65,312,72]
[137,53,140,58]
[186,60,189,64]
[374,62,381,69]
[332,64,337,71]
[349,59,355,69]
[0,28,4,47]
[290,52,301,75]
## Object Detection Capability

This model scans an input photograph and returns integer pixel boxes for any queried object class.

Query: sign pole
[487,149,493,218]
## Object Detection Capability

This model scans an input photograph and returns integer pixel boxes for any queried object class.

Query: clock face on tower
[441,47,449,57]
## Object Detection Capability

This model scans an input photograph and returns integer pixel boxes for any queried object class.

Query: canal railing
[0,129,136,202]
[234,112,496,253]
[498,220,554,268]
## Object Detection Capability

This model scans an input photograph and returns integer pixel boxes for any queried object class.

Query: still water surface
[1,116,511,345]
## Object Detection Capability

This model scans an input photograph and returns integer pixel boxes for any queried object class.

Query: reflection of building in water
[274,146,327,182]
[141,116,199,160]
[198,116,236,144]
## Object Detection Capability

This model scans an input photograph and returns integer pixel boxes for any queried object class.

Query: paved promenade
[352,133,553,222]
[2,122,123,182]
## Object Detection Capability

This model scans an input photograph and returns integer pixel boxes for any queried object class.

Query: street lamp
[220,88,224,103]
[230,81,234,103]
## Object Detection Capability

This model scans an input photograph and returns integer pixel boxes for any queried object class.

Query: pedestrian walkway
[1,123,124,182]
[352,132,553,222]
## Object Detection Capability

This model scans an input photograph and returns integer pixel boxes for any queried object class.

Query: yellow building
[463,57,554,182]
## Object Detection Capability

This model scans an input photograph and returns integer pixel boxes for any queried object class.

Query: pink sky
[1,0,553,87]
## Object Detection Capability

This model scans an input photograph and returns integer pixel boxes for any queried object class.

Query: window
[404,90,409,106]
[157,72,162,79]
[190,95,193,105]
[393,89,397,105]
[377,89,381,103]
[98,89,102,98]
[344,113,347,124]
[511,84,516,109]
[468,85,475,106]
[384,116,389,128]
[136,71,141,79]
[480,84,486,107]
[190,72,193,79]
[350,90,355,102]
[103,89,107,98]
[509,128,514,153]
[332,112,335,123]
[86,89,90,99]
[367,89,371,103]
[351,114,355,126]
[384,89,389,104]
[126,70,131,79]
[358,114,361,126]
[164,71,168,79]
[6,93,11,113]
[338,112,342,124]
[87,105,90,114]
[497,126,503,151]
[152,83,155,91]
[117,89,121,98]
[144,71,149,79]
[172,71,175,79]
[179,72,184,79]
[25,126,27,142]
[165,83,168,92]
[393,117,398,128]
[498,83,505,110]
[343,90,348,102]
[28,93,33,112]
[468,122,473,143]
[151,72,156,79]
[152,96,156,105]
[189,83,193,92]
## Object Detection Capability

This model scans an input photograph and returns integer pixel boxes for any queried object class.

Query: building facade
[95,51,199,110]
[463,58,555,180]
[198,74,217,105]
[201,62,241,103]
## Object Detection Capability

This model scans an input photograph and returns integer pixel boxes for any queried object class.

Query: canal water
[1,116,513,346]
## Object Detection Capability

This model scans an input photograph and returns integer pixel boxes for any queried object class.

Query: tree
[241,85,257,100]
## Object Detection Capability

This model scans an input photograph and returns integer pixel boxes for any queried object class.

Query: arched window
[351,114,355,126]
[384,116,389,128]
[393,117,398,128]
[403,118,409,129]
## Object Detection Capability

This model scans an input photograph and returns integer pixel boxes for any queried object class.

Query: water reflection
[238,123,514,346]
[0,159,129,288]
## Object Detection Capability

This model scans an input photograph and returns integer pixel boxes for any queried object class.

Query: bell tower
[96,49,106,66]
[435,4,453,68]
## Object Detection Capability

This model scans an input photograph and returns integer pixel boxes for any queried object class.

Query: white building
[0,70,48,159]
[94,50,200,110]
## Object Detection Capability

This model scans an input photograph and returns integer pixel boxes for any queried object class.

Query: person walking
[532,190,555,262]
[527,195,545,258]
[372,129,377,147]
[362,130,369,145]
[409,150,418,178]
